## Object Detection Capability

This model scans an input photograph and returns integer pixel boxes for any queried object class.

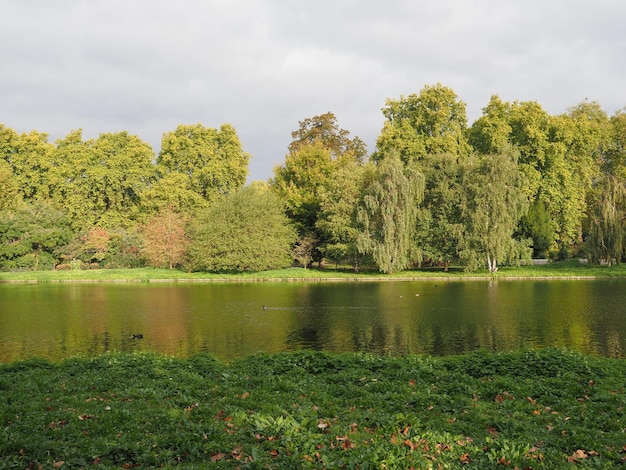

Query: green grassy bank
[1,349,625,468]
[2,259,626,283]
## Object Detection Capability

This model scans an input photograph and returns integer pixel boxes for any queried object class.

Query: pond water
[1,279,625,363]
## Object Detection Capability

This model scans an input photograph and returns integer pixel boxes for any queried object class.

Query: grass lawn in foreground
[1,349,625,468]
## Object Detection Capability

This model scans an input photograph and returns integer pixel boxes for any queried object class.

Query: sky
[1,0,625,181]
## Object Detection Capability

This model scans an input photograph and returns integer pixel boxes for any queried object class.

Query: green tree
[157,123,249,204]
[460,148,530,272]
[374,83,471,164]
[585,176,626,265]
[49,130,156,230]
[467,95,512,155]
[186,186,296,272]
[271,142,334,236]
[0,201,72,270]
[416,153,465,270]
[272,114,366,264]
[356,153,425,273]
[316,161,368,269]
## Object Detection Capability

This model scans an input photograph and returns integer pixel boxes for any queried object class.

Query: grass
[1,259,626,283]
[1,349,625,468]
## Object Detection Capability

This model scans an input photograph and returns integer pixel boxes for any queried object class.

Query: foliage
[48,130,156,230]
[186,186,297,272]
[585,176,626,265]
[0,201,72,271]
[141,208,189,269]
[460,148,531,272]
[1,349,626,468]
[0,160,18,210]
[316,161,369,269]
[157,123,249,204]
[356,153,425,273]
[374,83,472,164]
[272,113,366,242]
[288,111,367,162]
[416,153,466,270]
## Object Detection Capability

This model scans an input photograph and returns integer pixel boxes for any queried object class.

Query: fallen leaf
[210,452,226,462]
[53,462,64,468]
[241,392,250,399]
[460,453,471,464]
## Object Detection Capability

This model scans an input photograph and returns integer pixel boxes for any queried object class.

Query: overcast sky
[2,0,624,181]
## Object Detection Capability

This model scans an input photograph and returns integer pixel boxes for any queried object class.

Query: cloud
[1,0,624,181]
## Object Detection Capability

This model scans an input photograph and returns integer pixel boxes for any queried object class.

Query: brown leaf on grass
[342,439,355,450]
[53,462,64,468]
[460,453,471,464]
[402,424,411,436]
[486,427,499,436]
[404,439,419,451]
[498,456,510,465]
[567,449,589,462]
[240,392,250,399]
[210,452,226,462]
[409,379,416,387]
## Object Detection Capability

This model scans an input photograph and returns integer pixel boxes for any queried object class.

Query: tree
[316,161,368,269]
[0,160,18,210]
[460,148,530,272]
[289,112,367,162]
[186,186,296,272]
[416,153,465,270]
[356,153,424,273]
[0,201,72,270]
[272,114,366,264]
[48,130,156,230]
[467,95,512,155]
[271,142,334,236]
[585,176,626,265]
[139,172,208,216]
[0,127,54,201]
[142,208,189,269]
[374,83,471,164]
[157,123,249,204]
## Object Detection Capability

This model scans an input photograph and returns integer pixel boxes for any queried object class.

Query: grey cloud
[1,0,624,181]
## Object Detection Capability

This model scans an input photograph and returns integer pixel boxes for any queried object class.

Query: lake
[1,279,625,363]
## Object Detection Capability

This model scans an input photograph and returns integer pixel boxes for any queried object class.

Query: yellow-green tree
[374,83,472,164]
[48,130,156,230]
[157,123,249,204]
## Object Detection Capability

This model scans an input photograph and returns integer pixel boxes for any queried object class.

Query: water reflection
[1,279,626,362]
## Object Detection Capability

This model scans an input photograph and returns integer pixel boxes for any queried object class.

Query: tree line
[1,83,625,273]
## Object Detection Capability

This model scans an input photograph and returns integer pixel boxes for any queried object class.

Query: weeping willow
[587,176,626,265]
[356,153,425,274]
